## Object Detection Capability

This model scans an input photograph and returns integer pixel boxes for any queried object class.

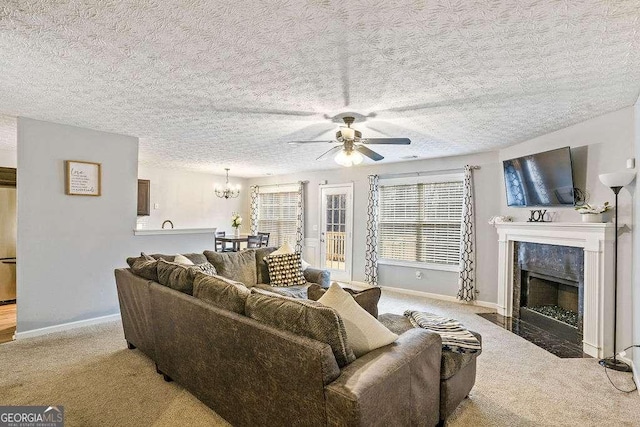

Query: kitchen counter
[133,228,217,236]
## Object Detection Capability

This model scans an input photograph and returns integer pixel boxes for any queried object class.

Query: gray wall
[16,118,219,332]
[498,106,636,357]
[634,100,640,376]
[247,150,501,304]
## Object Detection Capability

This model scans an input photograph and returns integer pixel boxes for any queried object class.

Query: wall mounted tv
[503,147,575,207]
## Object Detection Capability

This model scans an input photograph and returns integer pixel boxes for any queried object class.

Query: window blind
[378,180,464,266]
[257,191,298,247]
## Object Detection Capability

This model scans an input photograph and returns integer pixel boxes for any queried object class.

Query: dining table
[216,235,249,252]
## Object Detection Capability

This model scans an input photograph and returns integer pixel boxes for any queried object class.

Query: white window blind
[378,179,464,266]
[257,191,298,247]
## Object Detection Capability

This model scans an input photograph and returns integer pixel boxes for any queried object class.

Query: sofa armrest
[325,328,442,426]
[304,267,330,287]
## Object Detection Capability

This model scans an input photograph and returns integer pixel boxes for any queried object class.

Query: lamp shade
[599,171,636,188]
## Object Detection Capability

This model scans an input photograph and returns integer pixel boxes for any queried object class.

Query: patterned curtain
[250,185,259,235]
[457,166,476,301]
[364,175,379,287]
[295,181,304,253]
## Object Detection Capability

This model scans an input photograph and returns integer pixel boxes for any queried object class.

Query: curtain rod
[251,181,308,189]
[377,166,480,180]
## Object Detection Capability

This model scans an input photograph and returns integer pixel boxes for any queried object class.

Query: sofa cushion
[264,253,306,287]
[318,283,398,358]
[245,288,355,367]
[204,249,257,287]
[151,253,208,265]
[193,272,250,315]
[255,247,277,284]
[156,259,200,295]
[308,284,381,318]
[254,283,309,299]
[127,252,158,282]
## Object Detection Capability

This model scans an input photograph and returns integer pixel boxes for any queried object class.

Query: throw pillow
[156,259,199,295]
[270,241,310,270]
[127,252,158,282]
[197,261,218,276]
[264,253,306,287]
[307,284,381,318]
[204,249,258,287]
[193,272,250,315]
[245,288,355,367]
[318,282,398,357]
[151,253,208,265]
[174,254,194,265]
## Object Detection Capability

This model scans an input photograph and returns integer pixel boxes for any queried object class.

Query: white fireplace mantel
[494,222,615,358]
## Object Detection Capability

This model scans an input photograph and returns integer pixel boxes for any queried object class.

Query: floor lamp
[598,171,636,372]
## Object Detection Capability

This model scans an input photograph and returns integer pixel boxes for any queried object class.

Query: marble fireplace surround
[495,222,615,358]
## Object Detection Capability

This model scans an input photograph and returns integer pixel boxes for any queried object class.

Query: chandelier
[215,168,241,199]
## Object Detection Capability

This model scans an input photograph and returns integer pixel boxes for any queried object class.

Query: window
[256,190,298,247]
[378,175,464,270]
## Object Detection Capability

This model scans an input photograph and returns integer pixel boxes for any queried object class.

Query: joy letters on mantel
[65,160,101,196]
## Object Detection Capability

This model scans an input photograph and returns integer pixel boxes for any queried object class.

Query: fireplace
[494,221,615,358]
[514,242,584,346]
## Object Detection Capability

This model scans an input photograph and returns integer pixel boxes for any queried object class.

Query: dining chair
[215,231,228,252]
[246,235,261,249]
[257,232,270,247]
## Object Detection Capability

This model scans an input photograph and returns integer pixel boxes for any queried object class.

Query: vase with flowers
[231,213,243,236]
[575,202,611,223]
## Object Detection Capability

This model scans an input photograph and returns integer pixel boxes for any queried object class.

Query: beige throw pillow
[318,282,398,357]
[174,254,195,265]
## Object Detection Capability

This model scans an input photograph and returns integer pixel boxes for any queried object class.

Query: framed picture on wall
[65,160,101,196]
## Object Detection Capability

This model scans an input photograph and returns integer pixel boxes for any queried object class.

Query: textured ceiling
[0,0,639,177]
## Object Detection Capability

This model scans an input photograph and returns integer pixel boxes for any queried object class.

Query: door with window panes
[320,184,353,282]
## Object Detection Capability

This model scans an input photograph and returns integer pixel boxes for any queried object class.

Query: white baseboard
[379,285,498,310]
[15,313,121,340]
[343,281,498,311]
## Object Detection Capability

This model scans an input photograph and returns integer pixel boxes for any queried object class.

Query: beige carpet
[1,290,638,426]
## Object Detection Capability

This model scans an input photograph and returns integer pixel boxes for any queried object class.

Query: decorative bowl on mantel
[581,213,603,223]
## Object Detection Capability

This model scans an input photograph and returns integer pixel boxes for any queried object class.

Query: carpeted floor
[1,289,638,426]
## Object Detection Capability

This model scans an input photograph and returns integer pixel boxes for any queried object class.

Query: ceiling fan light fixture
[334,149,364,167]
[340,126,355,140]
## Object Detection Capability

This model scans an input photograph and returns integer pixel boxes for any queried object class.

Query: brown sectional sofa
[116,268,442,426]
[116,248,480,426]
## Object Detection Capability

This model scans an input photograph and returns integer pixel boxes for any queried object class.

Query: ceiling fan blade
[356,145,384,161]
[362,138,411,145]
[288,140,337,145]
[317,146,343,161]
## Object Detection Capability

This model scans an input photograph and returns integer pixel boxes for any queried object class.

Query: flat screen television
[503,147,575,207]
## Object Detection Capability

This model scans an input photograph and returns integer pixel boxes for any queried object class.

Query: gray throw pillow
[264,253,306,287]
[193,272,250,315]
[156,259,199,295]
[245,288,356,368]
[255,246,277,284]
[308,284,381,319]
[127,252,158,282]
[203,249,257,287]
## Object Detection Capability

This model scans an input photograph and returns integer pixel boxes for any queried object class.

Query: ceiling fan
[288,116,411,167]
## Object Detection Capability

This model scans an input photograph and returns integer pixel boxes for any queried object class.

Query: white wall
[16,118,221,333]
[0,149,16,168]
[247,151,501,304]
[499,106,636,358]
[137,165,249,233]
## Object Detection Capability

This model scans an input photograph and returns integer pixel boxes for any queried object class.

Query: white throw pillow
[173,254,194,265]
[270,242,310,270]
[318,282,398,357]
